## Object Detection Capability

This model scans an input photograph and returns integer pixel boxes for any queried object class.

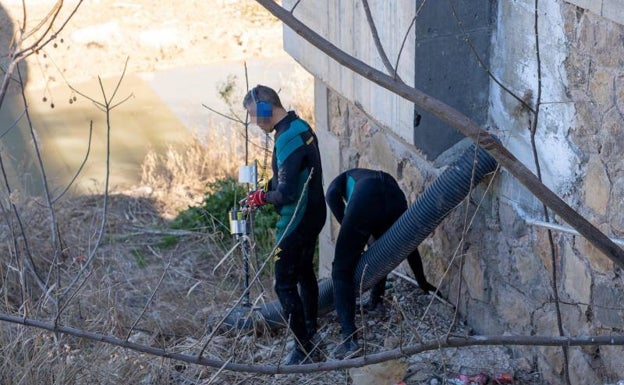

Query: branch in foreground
[1,311,623,375]
[254,0,624,268]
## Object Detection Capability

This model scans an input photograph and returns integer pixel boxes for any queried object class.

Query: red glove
[246,190,267,207]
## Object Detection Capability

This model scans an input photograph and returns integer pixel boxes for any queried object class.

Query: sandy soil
[1,0,286,90]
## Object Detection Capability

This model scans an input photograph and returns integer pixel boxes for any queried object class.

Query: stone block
[588,15,624,68]
[588,69,613,110]
[583,156,610,215]
[370,131,399,171]
[577,236,615,274]
[608,178,624,234]
[532,227,557,277]
[562,242,592,304]
[537,346,566,385]
[616,75,624,115]
[600,345,624,377]
[496,284,533,329]
[348,360,408,385]
[564,0,603,17]
[534,303,587,336]
[462,253,488,302]
[600,107,624,167]
[513,247,550,294]
[398,161,426,203]
[567,348,601,385]
[593,281,624,328]
[500,203,529,240]
[465,300,504,336]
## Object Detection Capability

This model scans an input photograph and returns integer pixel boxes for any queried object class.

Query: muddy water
[1,74,193,196]
[0,57,305,197]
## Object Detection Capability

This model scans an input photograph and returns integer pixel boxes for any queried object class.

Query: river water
[0,57,306,196]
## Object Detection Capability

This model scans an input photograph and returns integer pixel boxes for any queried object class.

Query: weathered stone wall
[483,2,624,384]
[558,3,624,381]
[285,1,624,383]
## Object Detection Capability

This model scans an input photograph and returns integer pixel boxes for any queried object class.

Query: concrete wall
[413,0,493,159]
[284,0,624,383]
[284,1,417,145]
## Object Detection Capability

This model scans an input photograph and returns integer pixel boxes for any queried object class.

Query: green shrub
[169,177,278,257]
[171,177,244,233]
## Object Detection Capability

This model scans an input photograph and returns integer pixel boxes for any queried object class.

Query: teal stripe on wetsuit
[275,119,311,239]
[344,175,356,214]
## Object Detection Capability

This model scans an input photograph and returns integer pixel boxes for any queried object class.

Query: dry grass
[0,188,542,385]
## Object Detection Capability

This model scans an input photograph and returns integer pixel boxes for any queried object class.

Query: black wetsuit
[326,168,435,339]
[264,111,326,347]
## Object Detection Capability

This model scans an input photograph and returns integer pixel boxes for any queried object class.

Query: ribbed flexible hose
[221,142,497,330]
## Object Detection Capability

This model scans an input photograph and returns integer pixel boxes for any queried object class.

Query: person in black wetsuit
[242,85,327,365]
[326,168,437,359]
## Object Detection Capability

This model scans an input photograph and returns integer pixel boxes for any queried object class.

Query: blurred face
[247,105,273,133]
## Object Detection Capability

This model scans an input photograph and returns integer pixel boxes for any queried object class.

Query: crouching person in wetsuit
[242,85,327,365]
[326,168,437,359]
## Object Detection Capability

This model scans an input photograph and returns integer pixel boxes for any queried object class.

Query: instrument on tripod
[227,162,258,307]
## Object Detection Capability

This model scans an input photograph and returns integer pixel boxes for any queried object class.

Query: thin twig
[14,1,84,62]
[0,110,27,140]
[393,0,428,77]
[361,0,403,82]
[201,104,245,124]
[52,121,94,203]
[0,151,47,296]
[447,0,535,114]
[54,270,94,325]
[126,256,172,341]
[17,64,63,310]
[530,1,570,383]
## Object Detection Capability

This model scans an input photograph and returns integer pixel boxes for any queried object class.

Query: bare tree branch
[126,256,172,341]
[0,140,48,298]
[14,62,68,318]
[528,1,570,383]
[60,59,133,300]
[1,310,623,375]
[201,103,245,124]
[393,0,428,78]
[52,121,94,203]
[254,0,624,268]
[14,1,84,61]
